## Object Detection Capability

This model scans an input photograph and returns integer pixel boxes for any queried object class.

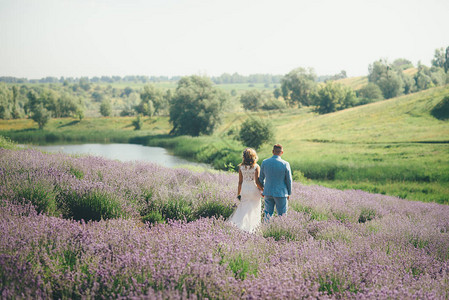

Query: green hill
[1,85,448,203]
[217,85,449,203]
[275,84,449,143]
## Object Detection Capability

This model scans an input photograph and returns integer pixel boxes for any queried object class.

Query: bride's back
[240,164,257,182]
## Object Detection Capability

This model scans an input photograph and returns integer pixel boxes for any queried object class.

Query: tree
[357,83,383,103]
[392,58,414,71]
[31,103,51,129]
[414,65,433,91]
[432,48,446,69]
[261,98,287,110]
[273,88,281,99]
[429,66,446,86]
[122,86,133,97]
[400,73,416,94]
[445,46,449,73]
[39,89,59,116]
[56,94,79,117]
[281,67,317,106]
[76,106,84,121]
[132,114,143,130]
[313,82,356,114]
[368,59,404,99]
[368,60,389,83]
[431,46,449,73]
[239,118,274,150]
[91,91,104,102]
[25,90,39,116]
[240,90,268,111]
[137,84,167,116]
[100,99,112,117]
[377,71,403,99]
[78,77,91,91]
[414,64,446,91]
[0,84,11,119]
[11,86,20,119]
[328,70,347,81]
[169,76,228,136]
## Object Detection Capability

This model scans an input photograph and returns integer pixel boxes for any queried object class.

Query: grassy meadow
[1,84,448,204]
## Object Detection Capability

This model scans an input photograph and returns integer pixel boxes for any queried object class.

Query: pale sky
[1,0,448,79]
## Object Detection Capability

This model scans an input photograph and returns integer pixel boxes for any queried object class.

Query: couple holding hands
[229,144,293,233]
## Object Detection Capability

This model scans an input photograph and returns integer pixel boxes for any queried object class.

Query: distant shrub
[315,224,354,243]
[195,201,234,219]
[31,104,51,129]
[291,170,309,184]
[160,197,194,222]
[431,96,449,120]
[313,82,356,114]
[357,83,384,104]
[298,161,343,180]
[332,211,351,223]
[100,99,112,117]
[0,135,16,149]
[318,273,359,295]
[14,181,58,216]
[358,207,376,223]
[196,144,241,171]
[261,98,287,110]
[61,190,124,221]
[120,106,136,117]
[68,165,84,179]
[240,90,273,111]
[262,225,299,241]
[239,118,274,150]
[291,203,328,221]
[261,212,310,242]
[142,211,165,224]
[409,236,429,249]
[132,115,143,130]
[224,253,258,280]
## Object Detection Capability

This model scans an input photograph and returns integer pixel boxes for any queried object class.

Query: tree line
[275,47,449,114]
[0,73,283,85]
[1,45,448,150]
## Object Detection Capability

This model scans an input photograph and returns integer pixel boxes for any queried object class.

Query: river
[33,143,209,168]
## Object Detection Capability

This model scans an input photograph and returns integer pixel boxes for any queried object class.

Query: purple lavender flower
[1,148,448,298]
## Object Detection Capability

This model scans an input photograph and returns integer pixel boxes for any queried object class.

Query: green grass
[0,135,17,149]
[1,85,448,203]
[0,116,170,145]
[61,189,126,221]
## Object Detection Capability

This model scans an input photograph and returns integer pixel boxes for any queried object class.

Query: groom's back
[263,156,287,178]
[261,156,290,197]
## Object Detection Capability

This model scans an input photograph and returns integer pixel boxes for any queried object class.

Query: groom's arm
[259,161,265,186]
[285,162,292,197]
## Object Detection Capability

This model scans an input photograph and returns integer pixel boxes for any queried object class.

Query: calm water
[34,143,208,168]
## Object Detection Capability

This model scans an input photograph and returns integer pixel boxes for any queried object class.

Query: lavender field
[1,148,449,299]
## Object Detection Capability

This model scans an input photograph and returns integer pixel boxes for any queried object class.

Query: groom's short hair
[273,144,283,154]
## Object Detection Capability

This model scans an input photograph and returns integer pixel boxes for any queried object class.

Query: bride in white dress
[229,148,264,233]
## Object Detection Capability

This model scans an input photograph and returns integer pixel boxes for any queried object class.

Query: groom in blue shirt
[259,144,292,221]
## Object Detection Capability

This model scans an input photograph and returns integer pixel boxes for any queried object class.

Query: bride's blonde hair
[239,148,258,166]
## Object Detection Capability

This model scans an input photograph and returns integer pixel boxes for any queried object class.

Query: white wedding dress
[229,165,262,233]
